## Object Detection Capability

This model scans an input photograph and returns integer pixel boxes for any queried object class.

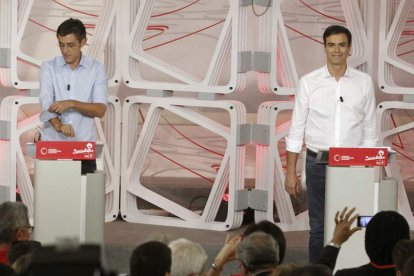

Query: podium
[29,141,105,246]
[323,147,397,271]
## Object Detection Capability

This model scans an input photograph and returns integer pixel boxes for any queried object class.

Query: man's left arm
[362,79,378,147]
[48,62,108,118]
[48,101,106,118]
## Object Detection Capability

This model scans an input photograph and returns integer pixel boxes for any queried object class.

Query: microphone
[340,96,344,103]
[67,84,70,91]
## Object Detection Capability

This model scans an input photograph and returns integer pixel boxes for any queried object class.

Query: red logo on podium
[329,147,388,167]
[36,141,96,160]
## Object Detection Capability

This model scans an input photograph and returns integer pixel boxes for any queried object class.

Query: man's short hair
[130,241,171,276]
[236,232,279,273]
[323,25,352,46]
[242,220,286,264]
[403,255,414,275]
[57,18,86,41]
[168,238,207,276]
[0,202,29,244]
[365,211,410,265]
[392,239,414,272]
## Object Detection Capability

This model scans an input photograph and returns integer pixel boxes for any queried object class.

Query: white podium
[324,154,397,271]
[33,158,105,246]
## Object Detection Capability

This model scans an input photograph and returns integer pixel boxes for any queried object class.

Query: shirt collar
[323,64,353,79]
[58,53,90,69]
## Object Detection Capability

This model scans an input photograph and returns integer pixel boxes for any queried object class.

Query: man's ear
[80,37,87,48]
[14,228,28,241]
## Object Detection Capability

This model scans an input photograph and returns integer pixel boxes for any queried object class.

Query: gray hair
[236,232,279,272]
[168,238,208,276]
[0,202,29,243]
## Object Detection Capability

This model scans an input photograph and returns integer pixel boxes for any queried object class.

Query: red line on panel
[52,0,98,17]
[390,113,404,150]
[298,0,346,23]
[144,19,225,51]
[161,115,225,157]
[151,0,201,18]
[284,24,323,45]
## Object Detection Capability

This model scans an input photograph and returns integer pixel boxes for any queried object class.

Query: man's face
[324,33,351,67]
[57,33,86,68]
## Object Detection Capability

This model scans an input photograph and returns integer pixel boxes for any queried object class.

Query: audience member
[272,263,299,276]
[242,220,286,264]
[403,255,414,276]
[130,241,172,276]
[392,239,414,276]
[0,263,16,276]
[289,264,331,276]
[334,210,409,275]
[169,238,207,276]
[0,202,32,265]
[236,232,279,276]
[318,207,361,270]
[8,240,41,274]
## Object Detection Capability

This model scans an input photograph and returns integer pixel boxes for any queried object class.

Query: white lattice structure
[121,96,246,230]
[377,101,414,226]
[120,0,246,94]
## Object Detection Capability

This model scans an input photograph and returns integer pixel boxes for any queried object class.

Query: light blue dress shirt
[39,54,108,141]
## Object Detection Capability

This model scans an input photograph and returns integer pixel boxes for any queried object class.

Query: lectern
[324,147,397,271]
[30,141,105,246]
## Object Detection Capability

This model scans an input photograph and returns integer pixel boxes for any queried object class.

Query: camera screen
[357,216,373,228]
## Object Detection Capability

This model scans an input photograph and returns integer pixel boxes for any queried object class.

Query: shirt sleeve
[361,78,378,147]
[38,61,58,123]
[91,62,108,105]
[286,78,309,153]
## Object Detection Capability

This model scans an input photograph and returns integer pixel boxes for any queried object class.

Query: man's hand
[55,123,75,137]
[330,207,361,246]
[48,100,73,114]
[285,172,301,197]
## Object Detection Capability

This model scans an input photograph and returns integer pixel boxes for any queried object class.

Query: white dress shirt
[286,65,377,153]
[39,54,108,141]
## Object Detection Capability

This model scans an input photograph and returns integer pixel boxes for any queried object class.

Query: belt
[306,149,318,158]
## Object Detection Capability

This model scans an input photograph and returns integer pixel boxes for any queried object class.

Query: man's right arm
[285,151,300,196]
[48,118,74,137]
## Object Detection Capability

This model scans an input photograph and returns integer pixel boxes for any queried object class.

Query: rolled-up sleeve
[91,63,108,105]
[286,79,309,153]
[39,62,57,123]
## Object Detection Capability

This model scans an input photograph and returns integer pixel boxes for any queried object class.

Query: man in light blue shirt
[39,18,108,174]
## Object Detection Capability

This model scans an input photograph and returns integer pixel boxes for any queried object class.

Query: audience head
[365,211,409,265]
[393,239,414,276]
[243,220,286,264]
[403,255,414,276]
[272,263,299,276]
[168,238,207,276]
[236,232,279,275]
[130,241,171,276]
[0,202,31,244]
[288,264,331,276]
[0,263,16,276]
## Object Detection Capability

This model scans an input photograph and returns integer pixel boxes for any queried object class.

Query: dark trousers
[81,160,97,175]
[306,152,327,263]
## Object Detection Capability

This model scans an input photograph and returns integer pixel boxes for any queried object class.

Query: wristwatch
[327,241,341,248]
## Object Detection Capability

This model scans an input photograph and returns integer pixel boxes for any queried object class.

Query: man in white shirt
[284,25,377,263]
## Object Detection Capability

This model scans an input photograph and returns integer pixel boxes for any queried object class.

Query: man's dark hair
[0,202,29,244]
[365,211,410,265]
[290,264,331,276]
[242,220,286,264]
[323,25,352,46]
[57,18,86,41]
[130,241,171,276]
[392,239,414,272]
